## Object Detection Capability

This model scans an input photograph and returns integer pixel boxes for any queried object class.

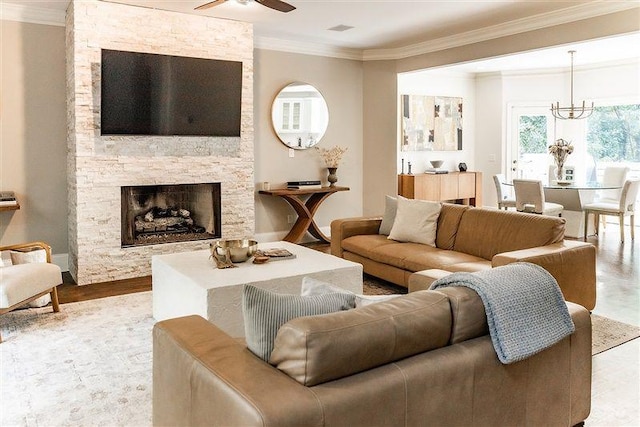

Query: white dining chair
[583,179,640,243]
[594,165,630,230]
[513,179,563,217]
[597,166,630,202]
[492,174,516,210]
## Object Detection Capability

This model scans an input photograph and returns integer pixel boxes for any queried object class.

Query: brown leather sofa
[331,204,596,310]
[153,287,592,426]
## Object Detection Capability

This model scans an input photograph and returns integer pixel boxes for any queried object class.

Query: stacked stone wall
[67,0,254,284]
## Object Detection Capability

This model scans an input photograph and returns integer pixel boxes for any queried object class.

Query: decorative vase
[327,167,338,187]
[554,163,565,181]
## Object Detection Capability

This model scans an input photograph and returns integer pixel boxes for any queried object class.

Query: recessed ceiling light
[328,25,354,32]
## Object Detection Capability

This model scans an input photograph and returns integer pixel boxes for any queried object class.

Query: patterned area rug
[591,314,640,355]
[1,292,153,427]
[1,280,638,426]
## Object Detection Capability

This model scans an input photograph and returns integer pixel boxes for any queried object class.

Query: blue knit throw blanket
[430,262,575,364]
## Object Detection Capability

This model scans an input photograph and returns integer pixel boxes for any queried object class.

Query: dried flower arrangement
[548,138,574,169]
[315,145,348,168]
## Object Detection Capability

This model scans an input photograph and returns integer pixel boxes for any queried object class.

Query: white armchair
[0,241,62,343]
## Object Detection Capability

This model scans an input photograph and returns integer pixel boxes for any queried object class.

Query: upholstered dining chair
[513,179,564,217]
[583,179,640,243]
[0,241,62,343]
[595,165,630,229]
[493,174,516,210]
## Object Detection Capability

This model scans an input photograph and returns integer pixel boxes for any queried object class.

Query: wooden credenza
[398,171,482,207]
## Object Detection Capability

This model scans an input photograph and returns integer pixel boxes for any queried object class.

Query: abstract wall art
[400,95,462,152]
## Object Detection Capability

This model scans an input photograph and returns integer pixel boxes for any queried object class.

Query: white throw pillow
[10,248,47,265]
[355,294,403,307]
[301,276,352,296]
[0,250,11,267]
[302,277,403,308]
[388,198,441,246]
[378,195,398,235]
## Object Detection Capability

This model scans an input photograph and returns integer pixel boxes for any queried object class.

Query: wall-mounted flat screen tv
[101,49,242,137]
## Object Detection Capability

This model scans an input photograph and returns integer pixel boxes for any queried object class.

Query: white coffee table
[152,241,363,337]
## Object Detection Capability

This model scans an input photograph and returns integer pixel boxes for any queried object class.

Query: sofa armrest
[492,240,596,310]
[330,216,382,257]
[153,315,323,427]
[0,241,53,263]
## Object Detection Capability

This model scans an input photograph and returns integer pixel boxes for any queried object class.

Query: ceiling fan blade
[195,0,227,11]
[255,0,296,12]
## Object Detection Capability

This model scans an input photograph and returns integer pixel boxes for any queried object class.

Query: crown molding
[362,1,639,61]
[3,0,636,62]
[254,36,363,61]
[0,2,66,26]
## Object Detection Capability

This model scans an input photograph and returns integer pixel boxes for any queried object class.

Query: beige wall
[254,49,363,238]
[361,8,640,215]
[0,20,67,254]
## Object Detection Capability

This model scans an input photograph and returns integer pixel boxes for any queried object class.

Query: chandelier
[551,50,594,120]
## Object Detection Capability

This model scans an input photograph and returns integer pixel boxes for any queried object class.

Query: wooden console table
[259,186,349,244]
[398,172,482,206]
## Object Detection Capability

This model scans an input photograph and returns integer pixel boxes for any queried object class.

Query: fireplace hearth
[121,183,221,247]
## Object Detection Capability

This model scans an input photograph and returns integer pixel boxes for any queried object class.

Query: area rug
[591,314,640,355]
[0,292,154,427]
[1,283,638,426]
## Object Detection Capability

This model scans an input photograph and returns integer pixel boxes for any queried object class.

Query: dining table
[503,180,623,238]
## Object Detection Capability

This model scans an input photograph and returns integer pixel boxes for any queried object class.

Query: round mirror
[271,82,329,150]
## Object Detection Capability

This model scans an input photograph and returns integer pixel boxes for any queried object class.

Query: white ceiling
[2,0,639,69]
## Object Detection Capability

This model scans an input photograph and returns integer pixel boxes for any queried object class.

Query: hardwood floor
[58,273,151,304]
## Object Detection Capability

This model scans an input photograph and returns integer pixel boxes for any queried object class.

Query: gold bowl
[211,239,258,263]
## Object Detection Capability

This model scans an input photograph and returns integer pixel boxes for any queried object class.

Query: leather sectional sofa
[153,287,592,426]
[331,203,596,310]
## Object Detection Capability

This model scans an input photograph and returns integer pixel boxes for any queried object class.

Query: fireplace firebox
[121,183,221,247]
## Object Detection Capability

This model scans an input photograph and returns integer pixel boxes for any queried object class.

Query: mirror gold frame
[271,82,329,150]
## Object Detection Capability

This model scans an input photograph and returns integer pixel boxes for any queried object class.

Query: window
[586,104,640,163]
[280,101,301,131]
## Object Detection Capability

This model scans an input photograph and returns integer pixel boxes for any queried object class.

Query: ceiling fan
[195,0,296,13]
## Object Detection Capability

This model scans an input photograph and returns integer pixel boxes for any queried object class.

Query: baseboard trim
[52,253,69,272]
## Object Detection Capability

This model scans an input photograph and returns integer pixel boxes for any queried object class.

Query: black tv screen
[101,49,242,137]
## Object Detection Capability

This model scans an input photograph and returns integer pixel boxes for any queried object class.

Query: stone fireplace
[66,1,254,285]
[121,183,222,247]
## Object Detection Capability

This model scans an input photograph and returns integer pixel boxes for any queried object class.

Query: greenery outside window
[586,104,640,163]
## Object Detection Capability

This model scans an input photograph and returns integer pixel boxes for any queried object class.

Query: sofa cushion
[378,195,397,235]
[341,234,399,260]
[400,249,489,272]
[454,208,565,260]
[242,285,356,361]
[388,198,441,246]
[435,203,471,250]
[0,263,61,309]
[269,291,452,386]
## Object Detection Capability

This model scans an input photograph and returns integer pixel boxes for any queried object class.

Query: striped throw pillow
[242,284,356,361]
